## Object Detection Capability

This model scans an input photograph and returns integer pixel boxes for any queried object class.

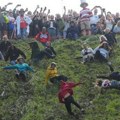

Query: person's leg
[85,21,91,36]
[23,28,27,39]
[57,75,68,82]
[97,75,110,79]
[109,72,120,81]
[71,96,81,109]
[64,96,74,115]
[81,22,86,36]
[19,72,26,81]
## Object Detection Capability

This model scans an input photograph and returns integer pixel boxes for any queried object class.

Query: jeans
[19,28,27,39]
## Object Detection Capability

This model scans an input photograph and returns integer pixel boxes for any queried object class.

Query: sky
[0,0,119,15]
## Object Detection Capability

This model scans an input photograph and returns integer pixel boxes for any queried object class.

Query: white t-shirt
[90,15,99,25]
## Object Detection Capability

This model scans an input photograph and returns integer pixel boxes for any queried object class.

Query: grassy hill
[1,35,120,120]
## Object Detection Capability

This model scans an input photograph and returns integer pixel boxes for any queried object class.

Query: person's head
[19,8,25,16]
[50,62,56,69]
[42,27,47,33]
[56,14,61,20]
[99,35,107,43]
[80,2,88,9]
[96,80,103,87]
[106,13,113,20]
[94,9,98,15]
[3,35,8,41]
[116,12,120,18]
[17,57,24,64]
[8,9,13,16]
[50,15,54,20]
[46,41,51,47]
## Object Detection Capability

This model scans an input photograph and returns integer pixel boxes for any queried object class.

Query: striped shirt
[80,8,93,22]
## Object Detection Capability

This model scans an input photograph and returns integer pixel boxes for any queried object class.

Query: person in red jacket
[34,27,50,47]
[58,80,84,115]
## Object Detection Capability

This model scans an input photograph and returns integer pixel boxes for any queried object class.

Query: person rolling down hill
[45,62,68,85]
[58,80,84,115]
[3,57,34,81]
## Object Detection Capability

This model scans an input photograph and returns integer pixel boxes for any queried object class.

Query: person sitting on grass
[58,80,84,116]
[104,28,117,46]
[45,62,68,86]
[44,41,56,58]
[3,57,34,81]
[95,79,120,90]
[81,43,94,64]
[34,27,50,47]
[94,40,112,63]
[29,42,56,63]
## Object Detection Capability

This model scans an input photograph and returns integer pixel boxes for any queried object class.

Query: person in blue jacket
[3,56,34,81]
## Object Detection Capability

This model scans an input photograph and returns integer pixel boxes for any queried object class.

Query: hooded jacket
[45,65,58,85]
[58,81,81,103]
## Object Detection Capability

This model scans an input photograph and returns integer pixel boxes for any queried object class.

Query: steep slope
[1,36,120,120]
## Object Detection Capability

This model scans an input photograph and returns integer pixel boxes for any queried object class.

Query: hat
[17,56,24,62]
[51,62,57,66]
[80,0,88,7]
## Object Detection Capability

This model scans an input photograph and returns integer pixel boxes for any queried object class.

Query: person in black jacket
[67,21,79,40]
[29,42,56,63]
[0,35,11,57]
[44,41,56,58]
[5,44,26,65]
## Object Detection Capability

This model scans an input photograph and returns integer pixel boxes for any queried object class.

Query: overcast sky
[0,0,119,15]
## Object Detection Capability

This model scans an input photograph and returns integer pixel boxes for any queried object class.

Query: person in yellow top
[45,62,68,85]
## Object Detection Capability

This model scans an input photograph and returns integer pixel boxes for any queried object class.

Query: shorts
[80,21,91,30]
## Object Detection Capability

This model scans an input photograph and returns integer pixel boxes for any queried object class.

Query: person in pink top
[80,0,93,36]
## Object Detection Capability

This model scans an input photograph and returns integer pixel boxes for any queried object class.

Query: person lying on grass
[3,57,34,81]
[58,80,84,116]
[95,79,120,90]
[45,62,68,86]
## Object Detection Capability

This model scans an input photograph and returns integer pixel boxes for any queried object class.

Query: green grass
[1,35,120,120]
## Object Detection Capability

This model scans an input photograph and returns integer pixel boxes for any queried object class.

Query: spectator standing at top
[16,8,32,39]
[80,0,93,36]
